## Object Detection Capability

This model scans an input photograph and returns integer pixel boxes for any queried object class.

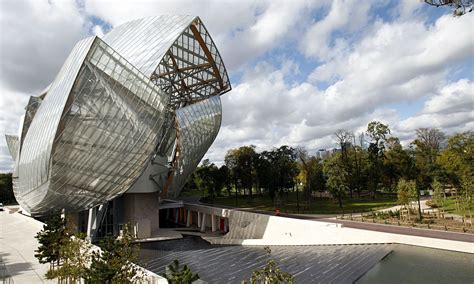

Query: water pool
[357,244,474,283]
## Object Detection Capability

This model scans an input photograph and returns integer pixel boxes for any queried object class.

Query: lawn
[206,191,398,214]
[442,197,473,216]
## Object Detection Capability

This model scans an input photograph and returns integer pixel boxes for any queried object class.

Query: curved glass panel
[165,96,222,198]
[5,134,19,161]
[103,15,195,77]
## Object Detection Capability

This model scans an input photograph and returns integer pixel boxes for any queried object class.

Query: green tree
[366,121,391,199]
[258,146,298,205]
[194,159,220,200]
[383,137,413,191]
[0,173,15,204]
[243,247,294,284]
[273,146,299,192]
[87,225,142,283]
[431,179,445,217]
[412,128,446,220]
[297,148,324,200]
[35,214,68,271]
[351,133,370,197]
[46,234,91,283]
[162,259,199,284]
[296,147,313,200]
[225,145,258,200]
[218,165,232,197]
[437,131,473,224]
[396,179,417,220]
[256,150,277,201]
[324,153,349,208]
[334,129,355,197]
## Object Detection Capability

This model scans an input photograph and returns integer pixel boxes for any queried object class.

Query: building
[5,15,231,238]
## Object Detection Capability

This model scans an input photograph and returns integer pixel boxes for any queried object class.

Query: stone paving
[0,208,52,283]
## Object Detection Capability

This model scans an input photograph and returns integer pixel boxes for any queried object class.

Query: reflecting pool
[357,244,474,283]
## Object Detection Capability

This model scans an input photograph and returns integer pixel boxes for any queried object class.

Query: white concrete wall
[127,158,168,193]
[238,215,473,253]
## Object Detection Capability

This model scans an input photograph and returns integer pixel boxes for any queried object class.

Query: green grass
[207,191,397,214]
[441,197,473,216]
[179,188,206,198]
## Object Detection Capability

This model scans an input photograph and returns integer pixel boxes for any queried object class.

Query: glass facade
[5,16,231,215]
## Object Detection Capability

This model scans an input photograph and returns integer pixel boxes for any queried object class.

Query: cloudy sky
[0,0,473,171]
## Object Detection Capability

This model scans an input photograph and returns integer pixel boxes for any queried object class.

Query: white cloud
[422,79,473,114]
[92,25,105,38]
[300,0,372,61]
[0,87,30,171]
[395,79,474,134]
[0,0,90,93]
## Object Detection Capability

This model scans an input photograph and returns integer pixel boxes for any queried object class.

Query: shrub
[162,259,199,284]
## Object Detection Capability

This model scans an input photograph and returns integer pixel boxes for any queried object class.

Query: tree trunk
[416,180,423,221]
[295,183,300,213]
[235,187,238,206]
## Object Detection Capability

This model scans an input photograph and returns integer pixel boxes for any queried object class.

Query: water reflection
[357,244,474,283]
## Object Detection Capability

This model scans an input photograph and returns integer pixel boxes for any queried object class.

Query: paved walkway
[0,208,52,283]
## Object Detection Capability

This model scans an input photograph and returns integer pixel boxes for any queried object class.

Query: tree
[243,247,294,284]
[424,0,473,16]
[194,159,221,200]
[334,129,355,197]
[35,214,68,271]
[218,165,232,197]
[87,225,142,283]
[0,173,15,204]
[437,131,473,224]
[273,146,299,193]
[412,128,446,220]
[257,146,299,205]
[46,234,91,283]
[366,121,391,198]
[256,150,277,201]
[162,259,199,284]
[297,148,325,200]
[396,179,417,221]
[334,129,354,161]
[296,147,313,200]
[431,179,445,218]
[323,153,349,208]
[352,133,369,197]
[225,146,258,200]
[383,137,413,191]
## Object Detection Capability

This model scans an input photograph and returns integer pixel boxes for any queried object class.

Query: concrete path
[377,198,431,213]
[0,208,52,283]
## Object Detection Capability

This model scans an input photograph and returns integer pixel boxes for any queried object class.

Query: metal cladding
[5,16,231,215]
[5,135,19,161]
